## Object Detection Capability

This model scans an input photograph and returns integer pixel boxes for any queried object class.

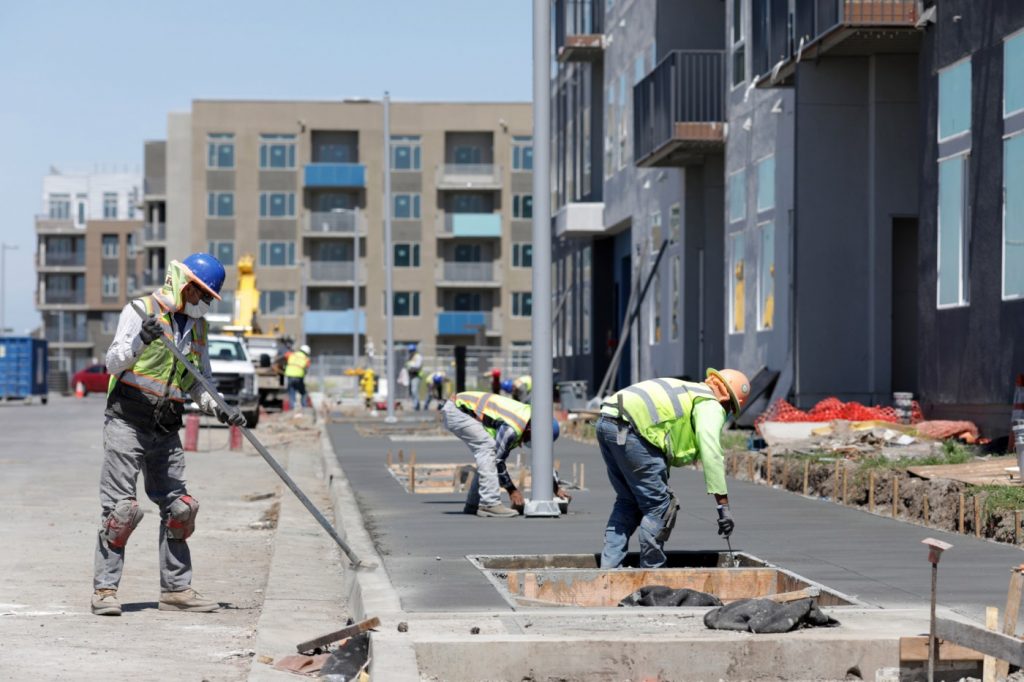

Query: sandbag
[618,586,722,607]
[703,598,840,633]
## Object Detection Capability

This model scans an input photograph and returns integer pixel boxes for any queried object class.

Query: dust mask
[184,301,210,318]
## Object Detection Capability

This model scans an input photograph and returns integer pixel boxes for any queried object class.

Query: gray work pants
[441,401,501,508]
[93,416,192,592]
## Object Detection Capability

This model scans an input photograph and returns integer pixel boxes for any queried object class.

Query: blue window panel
[437,311,487,335]
[451,213,501,237]
[756,156,775,213]
[304,310,365,335]
[1006,33,1024,116]
[728,170,746,223]
[304,163,366,188]
[939,59,972,140]
[938,155,968,306]
[1005,134,1024,298]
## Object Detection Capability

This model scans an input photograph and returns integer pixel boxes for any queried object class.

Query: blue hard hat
[501,379,514,393]
[407,343,417,352]
[181,252,225,300]
[552,419,560,442]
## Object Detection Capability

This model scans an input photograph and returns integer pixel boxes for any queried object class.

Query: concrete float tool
[130,303,376,570]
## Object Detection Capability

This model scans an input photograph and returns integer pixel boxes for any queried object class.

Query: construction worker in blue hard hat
[441,391,570,517]
[92,253,244,617]
[426,368,448,410]
[404,342,424,411]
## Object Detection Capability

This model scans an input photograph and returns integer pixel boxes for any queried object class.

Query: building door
[891,217,919,394]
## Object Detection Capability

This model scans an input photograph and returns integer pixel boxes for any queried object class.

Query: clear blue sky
[0,0,532,335]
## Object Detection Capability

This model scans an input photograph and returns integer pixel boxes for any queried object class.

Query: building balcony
[435,261,502,287]
[34,216,78,234]
[435,164,502,190]
[37,290,86,307]
[555,0,605,63]
[634,50,726,168]
[753,0,921,87]
[307,260,366,284]
[144,177,166,198]
[436,311,501,337]
[303,310,366,335]
[304,163,366,189]
[43,327,90,344]
[143,222,166,243]
[304,210,366,236]
[435,212,503,238]
[37,252,86,271]
[555,202,605,238]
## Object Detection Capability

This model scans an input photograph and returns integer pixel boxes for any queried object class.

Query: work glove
[139,316,163,345]
[717,504,735,538]
[215,402,246,428]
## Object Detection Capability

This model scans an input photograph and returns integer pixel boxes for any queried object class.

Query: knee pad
[166,495,199,540]
[102,499,144,549]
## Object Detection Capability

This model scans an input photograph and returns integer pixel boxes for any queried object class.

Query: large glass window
[670,256,680,340]
[512,136,533,171]
[393,193,421,219]
[512,292,533,317]
[101,311,119,334]
[605,86,616,179]
[259,290,296,316]
[669,204,681,243]
[939,59,972,141]
[394,292,420,316]
[512,242,533,268]
[49,193,70,219]
[208,240,235,266]
[1004,134,1024,299]
[207,133,235,169]
[207,191,235,217]
[756,155,775,213]
[102,274,119,298]
[394,243,420,268]
[103,192,118,219]
[729,231,746,333]
[259,192,295,218]
[101,234,119,259]
[937,154,970,307]
[258,240,296,267]
[618,74,628,169]
[391,135,422,170]
[453,146,483,164]
[513,194,533,219]
[1006,31,1024,116]
[728,169,746,223]
[650,210,662,252]
[259,134,296,169]
[731,0,745,87]
[758,221,775,330]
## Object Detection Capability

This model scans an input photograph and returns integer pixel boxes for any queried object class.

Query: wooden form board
[935,617,1024,668]
[387,462,533,494]
[908,457,1020,487]
[898,636,984,662]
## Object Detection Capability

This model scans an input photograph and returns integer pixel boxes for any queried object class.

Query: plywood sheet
[908,457,1020,487]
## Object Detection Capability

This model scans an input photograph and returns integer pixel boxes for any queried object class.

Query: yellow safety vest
[284,351,310,378]
[453,391,532,441]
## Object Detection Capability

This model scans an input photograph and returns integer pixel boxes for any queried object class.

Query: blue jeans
[287,377,306,410]
[596,416,672,568]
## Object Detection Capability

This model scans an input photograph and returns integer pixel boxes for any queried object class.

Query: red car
[72,364,111,395]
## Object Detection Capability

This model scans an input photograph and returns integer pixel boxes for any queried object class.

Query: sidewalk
[0,397,350,681]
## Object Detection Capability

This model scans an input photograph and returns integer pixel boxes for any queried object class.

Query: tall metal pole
[525,0,558,517]
[0,242,17,335]
[383,93,397,422]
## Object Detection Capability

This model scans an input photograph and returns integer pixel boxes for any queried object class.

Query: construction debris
[296,616,380,654]
[618,586,722,607]
[704,598,840,633]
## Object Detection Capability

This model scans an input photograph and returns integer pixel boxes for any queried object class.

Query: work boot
[91,589,121,616]
[476,503,519,518]
[158,587,219,612]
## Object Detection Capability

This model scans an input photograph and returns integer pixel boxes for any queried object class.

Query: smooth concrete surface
[325,419,1024,622]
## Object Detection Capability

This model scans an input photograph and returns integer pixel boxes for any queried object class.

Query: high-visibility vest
[106,296,207,419]
[513,375,532,393]
[453,391,532,442]
[601,378,719,467]
[284,351,310,378]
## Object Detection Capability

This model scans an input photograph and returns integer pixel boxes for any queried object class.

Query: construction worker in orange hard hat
[596,368,751,569]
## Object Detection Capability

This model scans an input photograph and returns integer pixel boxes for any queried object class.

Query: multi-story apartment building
[138,100,533,361]
[35,167,143,374]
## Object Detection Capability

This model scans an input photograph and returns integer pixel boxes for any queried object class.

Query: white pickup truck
[200,334,261,428]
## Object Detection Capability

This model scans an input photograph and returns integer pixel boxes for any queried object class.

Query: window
[728,169,746,223]
[634,54,645,84]
[453,146,483,164]
[258,240,296,267]
[670,256,680,340]
[103,192,118,219]
[1006,31,1024,116]
[259,290,296,316]
[454,243,482,262]
[731,0,746,87]
[391,135,422,170]
[101,311,119,334]
[393,193,421,219]
[512,136,533,171]
[939,59,972,141]
[512,292,533,317]
[618,74,628,169]
[126,233,138,257]
[102,274,119,298]
[650,210,662,252]
[207,133,235,169]
[756,156,775,212]
[669,204,681,243]
[605,85,616,179]
[512,242,533,267]
[649,268,661,344]
[101,234,119,259]
[207,191,235,217]
[394,243,420,268]
[127,274,137,293]
[937,153,970,307]
[76,200,85,226]
[729,232,746,333]
[49,194,70,219]
[513,194,533,219]
[393,291,420,317]
[212,290,235,317]
[208,240,235,266]
[1004,134,1024,299]
[758,222,775,330]
[259,192,296,218]
[259,134,296,169]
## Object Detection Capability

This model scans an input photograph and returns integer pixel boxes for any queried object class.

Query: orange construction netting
[754,397,924,434]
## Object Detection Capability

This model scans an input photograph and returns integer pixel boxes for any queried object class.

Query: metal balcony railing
[305,210,364,235]
[435,164,502,189]
[35,216,76,233]
[42,252,85,267]
[44,327,89,343]
[41,290,86,305]
[143,223,166,242]
[309,260,357,282]
[555,0,604,47]
[437,261,497,283]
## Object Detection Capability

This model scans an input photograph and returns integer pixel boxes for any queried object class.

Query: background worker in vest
[441,391,569,517]
[512,374,532,403]
[404,343,424,410]
[597,369,751,569]
[426,368,447,410]
[283,344,311,411]
[92,254,245,617]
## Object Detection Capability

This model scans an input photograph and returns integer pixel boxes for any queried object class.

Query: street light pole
[383,93,396,422]
[525,0,559,517]
[1,242,18,335]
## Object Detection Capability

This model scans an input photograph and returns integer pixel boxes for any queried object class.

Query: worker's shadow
[120,601,241,612]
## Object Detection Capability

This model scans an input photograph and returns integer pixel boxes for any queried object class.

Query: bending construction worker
[427,369,447,410]
[93,253,245,616]
[442,391,569,517]
[597,369,751,568]
[405,343,423,411]
[512,374,532,403]
[284,343,311,411]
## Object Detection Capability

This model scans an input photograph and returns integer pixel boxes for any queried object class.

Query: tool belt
[655,490,680,543]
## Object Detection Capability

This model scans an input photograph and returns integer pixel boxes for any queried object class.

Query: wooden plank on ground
[899,636,984,662]
[908,457,1020,487]
[935,617,1024,668]
[296,616,381,654]
[996,567,1024,679]
[984,606,998,682]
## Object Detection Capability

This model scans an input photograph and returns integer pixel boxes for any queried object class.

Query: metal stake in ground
[129,303,375,570]
[922,538,953,682]
[724,534,738,568]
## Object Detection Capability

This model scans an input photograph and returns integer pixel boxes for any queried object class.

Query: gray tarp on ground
[618,586,723,607]
[703,598,840,633]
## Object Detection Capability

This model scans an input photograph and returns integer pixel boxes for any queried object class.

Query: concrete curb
[318,428,420,680]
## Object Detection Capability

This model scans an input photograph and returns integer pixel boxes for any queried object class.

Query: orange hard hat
[706,368,751,414]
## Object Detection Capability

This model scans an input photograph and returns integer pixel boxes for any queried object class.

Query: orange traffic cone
[75,381,85,398]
